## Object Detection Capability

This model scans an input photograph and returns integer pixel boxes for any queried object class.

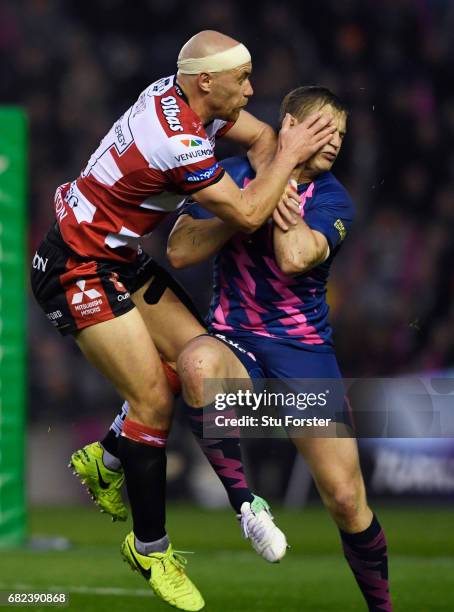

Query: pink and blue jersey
[182,156,355,352]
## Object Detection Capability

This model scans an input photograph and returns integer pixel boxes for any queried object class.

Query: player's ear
[198,72,213,94]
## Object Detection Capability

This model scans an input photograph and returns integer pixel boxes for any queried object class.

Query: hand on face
[278,112,337,165]
[301,105,347,173]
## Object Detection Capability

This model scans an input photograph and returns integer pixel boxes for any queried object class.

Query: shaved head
[179,30,240,61]
[176,31,253,125]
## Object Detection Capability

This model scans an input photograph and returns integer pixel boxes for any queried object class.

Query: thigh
[132,282,205,366]
[122,254,206,365]
[262,341,342,379]
[258,342,352,429]
[75,308,173,427]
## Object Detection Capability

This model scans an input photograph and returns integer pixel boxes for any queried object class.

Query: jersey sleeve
[178,156,255,220]
[302,181,355,251]
[212,119,236,138]
[178,197,215,220]
[153,134,225,195]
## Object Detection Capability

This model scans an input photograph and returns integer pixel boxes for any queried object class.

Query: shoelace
[248,518,268,542]
[240,513,250,538]
[241,508,272,540]
[170,550,192,570]
[164,551,194,592]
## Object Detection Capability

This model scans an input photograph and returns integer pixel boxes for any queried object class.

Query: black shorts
[31,224,203,336]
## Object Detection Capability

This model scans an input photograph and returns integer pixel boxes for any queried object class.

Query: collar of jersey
[297,171,331,194]
[174,74,215,130]
[174,75,190,105]
[297,181,312,195]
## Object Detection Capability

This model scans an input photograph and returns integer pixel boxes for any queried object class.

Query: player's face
[209,63,253,122]
[303,104,347,174]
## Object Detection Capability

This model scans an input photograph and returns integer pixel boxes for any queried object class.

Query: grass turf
[0,505,453,611]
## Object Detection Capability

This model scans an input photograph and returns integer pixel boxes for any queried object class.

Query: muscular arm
[167,214,236,269]
[192,113,335,234]
[273,216,330,275]
[223,110,277,173]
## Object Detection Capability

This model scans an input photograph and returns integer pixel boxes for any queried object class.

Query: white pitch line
[0,584,153,597]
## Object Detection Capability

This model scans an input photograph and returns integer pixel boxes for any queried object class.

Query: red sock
[121,418,168,448]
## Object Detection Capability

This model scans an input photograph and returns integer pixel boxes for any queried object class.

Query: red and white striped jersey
[54,75,233,262]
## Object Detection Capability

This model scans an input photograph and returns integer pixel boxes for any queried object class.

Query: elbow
[276,243,326,276]
[277,257,310,276]
[167,245,190,269]
[241,221,261,235]
[234,212,261,234]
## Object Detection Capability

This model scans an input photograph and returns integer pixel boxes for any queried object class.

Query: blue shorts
[210,331,352,428]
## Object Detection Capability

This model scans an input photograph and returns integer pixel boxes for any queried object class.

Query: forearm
[167,217,236,268]
[273,218,327,275]
[193,151,296,234]
[238,151,297,231]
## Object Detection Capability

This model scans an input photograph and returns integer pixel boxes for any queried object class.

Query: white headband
[177,43,251,74]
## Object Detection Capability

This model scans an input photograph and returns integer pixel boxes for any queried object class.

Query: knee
[326,484,363,526]
[177,341,224,406]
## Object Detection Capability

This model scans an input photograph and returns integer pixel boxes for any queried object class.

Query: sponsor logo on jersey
[109,272,128,293]
[174,82,184,97]
[152,77,172,95]
[71,280,102,305]
[64,183,79,209]
[214,334,257,361]
[32,252,49,272]
[160,95,183,132]
[73,298,104,316]
[180,138,203,147]
[334,218,346,241]
[46,310,62,321]
[175,148,213,163]
[54,185,68,222]
[115,123,126,147]
[185,163,219,183]
[46,310,63,327]
[132,92,147,118]
[191,121,203,135]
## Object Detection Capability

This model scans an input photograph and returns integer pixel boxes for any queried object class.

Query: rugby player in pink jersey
[169,87,393,612]
[31,30,336,611]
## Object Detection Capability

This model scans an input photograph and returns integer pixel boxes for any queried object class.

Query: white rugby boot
[239,495,288,563]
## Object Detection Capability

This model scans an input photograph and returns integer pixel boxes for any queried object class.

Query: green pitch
[0,505,452,611]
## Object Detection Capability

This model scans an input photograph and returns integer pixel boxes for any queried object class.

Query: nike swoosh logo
[95,461,110,490]
[127,541,151,580]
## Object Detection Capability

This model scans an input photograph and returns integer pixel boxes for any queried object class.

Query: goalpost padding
[0,108,27,548]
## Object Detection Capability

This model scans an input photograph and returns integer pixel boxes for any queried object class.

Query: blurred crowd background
[2,0,453,503]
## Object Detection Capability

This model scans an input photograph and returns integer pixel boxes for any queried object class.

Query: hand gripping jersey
[182,156,355,351]
[54,75,232,262]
